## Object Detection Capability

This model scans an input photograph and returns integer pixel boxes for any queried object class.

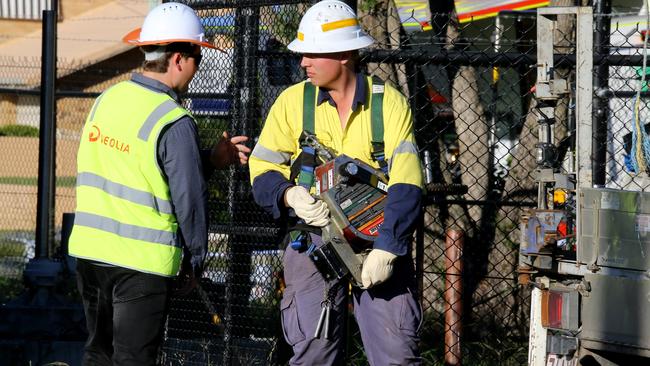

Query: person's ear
[172,52,183,71]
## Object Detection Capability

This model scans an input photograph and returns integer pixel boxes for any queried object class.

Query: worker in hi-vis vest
[68,3,250,365]
[249,1,423,365]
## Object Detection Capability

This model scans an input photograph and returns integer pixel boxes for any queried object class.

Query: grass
[0,241,24,257]
[0,276,24,303]
[0,176,76,187]
[0,235,28,303]
[0,232,29,258]
[0,124,39,137]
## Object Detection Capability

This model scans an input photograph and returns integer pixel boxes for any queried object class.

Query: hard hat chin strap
[143,46,167,61]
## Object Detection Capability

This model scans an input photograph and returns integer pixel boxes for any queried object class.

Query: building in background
[0,0,154,130]
[0,0,154,232]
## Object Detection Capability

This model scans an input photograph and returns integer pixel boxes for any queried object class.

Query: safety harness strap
[370,76,387,174]
[297,82,318,188]
[303,82,316,134]
[296,77,387,187]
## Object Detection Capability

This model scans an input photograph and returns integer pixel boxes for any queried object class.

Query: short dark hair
[141,42,199,73]
[349,50,361,73]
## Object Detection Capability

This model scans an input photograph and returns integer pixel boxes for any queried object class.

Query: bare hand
[210,131,251,169]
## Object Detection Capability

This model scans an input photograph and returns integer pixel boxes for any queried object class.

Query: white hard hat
[123,2,217,49]
[287,0,374,53]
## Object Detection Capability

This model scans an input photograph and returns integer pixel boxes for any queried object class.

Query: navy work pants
[75,258,170,366]
[281,236,422,366]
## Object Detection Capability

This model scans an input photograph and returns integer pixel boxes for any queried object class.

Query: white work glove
[361,249,398,288]
[284,186,330,227]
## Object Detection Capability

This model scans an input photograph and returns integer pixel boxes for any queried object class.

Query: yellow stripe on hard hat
[297,31,304,41]
[321,18,358,32]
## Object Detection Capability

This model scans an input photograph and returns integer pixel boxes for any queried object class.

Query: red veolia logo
[88,125,100,142]
[88,124,130,154]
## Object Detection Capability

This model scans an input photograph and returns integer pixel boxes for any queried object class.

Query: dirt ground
[0,136,78,177]
[0,136,78,230]
[0,184,75,231]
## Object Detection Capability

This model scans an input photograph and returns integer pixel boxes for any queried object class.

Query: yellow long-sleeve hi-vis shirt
[250,76,422,189]
[249,74,423,256]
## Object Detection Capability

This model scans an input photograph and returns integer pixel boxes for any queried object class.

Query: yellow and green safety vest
[68,80,190,277]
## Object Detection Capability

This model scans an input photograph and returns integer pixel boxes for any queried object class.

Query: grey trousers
[281,238,422,366]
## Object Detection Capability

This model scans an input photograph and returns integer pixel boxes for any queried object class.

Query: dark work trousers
[281,235,423,366]
[75,258,171,366]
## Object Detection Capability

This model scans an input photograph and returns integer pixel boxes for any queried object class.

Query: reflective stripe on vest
[76,172,174,215]
[68,81,189,276]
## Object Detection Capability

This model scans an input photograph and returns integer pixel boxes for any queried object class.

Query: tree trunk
[357,0,408,95]
[451,66,489,233]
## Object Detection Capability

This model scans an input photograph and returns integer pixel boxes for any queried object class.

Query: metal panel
[0,0,45,19]
[529,285,549,366]
[581,272,650,357]
[537,8,593,262]
[579,187,650,271]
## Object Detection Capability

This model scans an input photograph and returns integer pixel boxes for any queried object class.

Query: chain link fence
[3,0,650,365]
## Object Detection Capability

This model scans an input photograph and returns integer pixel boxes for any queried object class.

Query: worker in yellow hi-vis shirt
[249,1,423,364]
[68,3,250,365]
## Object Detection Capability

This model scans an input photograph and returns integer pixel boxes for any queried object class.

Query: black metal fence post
[35,7,57,262]
[593,0,611,185]
[222,4,261,365]
[23,3,64,293]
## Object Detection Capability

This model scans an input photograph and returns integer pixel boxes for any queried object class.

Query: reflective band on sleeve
[74,212,179,246]
[77,172,173,215]
[388,141,419,172]
[321,18,358,32]
[392,140,419,156]
[138,100,180,141]
[251,144,292,165]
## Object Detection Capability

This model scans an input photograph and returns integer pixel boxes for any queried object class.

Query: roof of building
[0,0,150,87]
